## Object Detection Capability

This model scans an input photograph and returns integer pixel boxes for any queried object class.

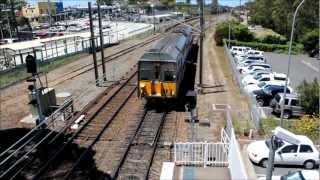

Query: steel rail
[5,70,135,179]
[63,85,137,179]
[113,111,167,180]
[32,72,137,180]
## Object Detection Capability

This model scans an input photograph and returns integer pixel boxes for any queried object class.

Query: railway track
[114,110,167,180]
[31,71,138,179]
[0,18,201,179]
[49,35,161,87]
[49,18,200,87]
[0,70,137,179]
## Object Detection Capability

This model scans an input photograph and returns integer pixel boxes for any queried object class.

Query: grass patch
[250,27,282,39]
[0,53,85,88]
[260,116,320,143]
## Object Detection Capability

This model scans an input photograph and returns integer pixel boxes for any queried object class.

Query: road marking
[301,60,320,72]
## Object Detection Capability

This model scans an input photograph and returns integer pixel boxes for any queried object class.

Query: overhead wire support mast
[199,0,205,88]
[88,2,99,83]
[98,3,107,81]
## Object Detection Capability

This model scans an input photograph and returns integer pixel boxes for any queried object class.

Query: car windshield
[275,94,281,102]
[254,74,262,80]
[258,82,266,88]
[281,171,304,180]
[263,86,272,94]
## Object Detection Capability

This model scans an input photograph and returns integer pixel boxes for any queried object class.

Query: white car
[244,81,286,94]
[237,62,265,72]
[247,135,320,169]
[231,46,251,56]
[245,55,266,63]
[257,170,319,180]
[242,72,289,86]
[241,64,272,74]
[235,54,247,62]
[241,71,272,84]
[245,50,264,57]
[237,60,265,69]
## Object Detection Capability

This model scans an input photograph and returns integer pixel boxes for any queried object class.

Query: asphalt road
[253,163,320,177]
[265,52,320,89]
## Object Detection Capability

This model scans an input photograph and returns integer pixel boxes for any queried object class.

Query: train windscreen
[139,62,176,81]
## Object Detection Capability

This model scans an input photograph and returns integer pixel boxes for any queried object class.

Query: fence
[223,39,263,129]
[225,110,248,180]
[174,142,229,167]
[173,109,248,180]
[0,23,153,72]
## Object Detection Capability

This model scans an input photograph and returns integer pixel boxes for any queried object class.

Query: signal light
[26,55,37,74]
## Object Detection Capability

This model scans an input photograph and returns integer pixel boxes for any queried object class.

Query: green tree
[297,79,319,115]
[0,0,26,38]
[300,29,319,55]
[97,0,113,5]
[214,21,254,46]
[247,0,319,41]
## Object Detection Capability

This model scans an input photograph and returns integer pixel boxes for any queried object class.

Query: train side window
[163,71,176,81]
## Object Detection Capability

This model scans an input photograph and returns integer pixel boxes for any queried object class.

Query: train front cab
[138,61,177,99]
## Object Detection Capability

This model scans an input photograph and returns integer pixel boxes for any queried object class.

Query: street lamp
[150,4,155,34]
[279,0,305,127]
[228,9,233,48]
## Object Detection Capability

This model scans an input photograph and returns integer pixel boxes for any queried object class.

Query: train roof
[140,30,191,62]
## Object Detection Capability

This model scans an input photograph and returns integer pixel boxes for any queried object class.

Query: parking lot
[265,52,320,89]
[253,162,320,177]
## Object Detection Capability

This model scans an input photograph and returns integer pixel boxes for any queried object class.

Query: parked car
[235,54,247,62]
[242,71,272,84]
[237,62,265,71]
[242,72,289,86]
[244,81,286,94]
[237,60,265,69]
[49,27,58,32]
[257,170,319,180]
[247,135,320,169]
[230,46,251,56]
[245,55,266,63]
[241,64,272,74]
[245,50,264,57]
[253,85,293,106]
[270,93,303,119]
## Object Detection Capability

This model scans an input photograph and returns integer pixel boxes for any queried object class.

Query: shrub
[300,30,319,55]
[260,117,278,136]
[224,39,304,54]
[214,21,254,46]
[292,115,320,142]
[297,79,320,115]
[261,35,287,45]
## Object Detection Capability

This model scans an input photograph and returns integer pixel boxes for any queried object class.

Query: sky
[27,0,249,8]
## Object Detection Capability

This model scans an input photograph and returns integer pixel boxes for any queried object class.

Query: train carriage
[138,26,193,100]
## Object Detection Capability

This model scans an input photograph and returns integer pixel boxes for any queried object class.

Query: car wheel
[260,159,268,168]
[283,111,291,119]
[304,160,315,169]
[257,99,264,106]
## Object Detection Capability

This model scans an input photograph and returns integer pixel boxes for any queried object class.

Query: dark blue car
[253,85,292,106]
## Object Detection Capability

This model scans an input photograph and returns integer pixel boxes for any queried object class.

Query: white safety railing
[174,142,229,167]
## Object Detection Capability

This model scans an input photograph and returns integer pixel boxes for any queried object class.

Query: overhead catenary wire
[0,17,200,179]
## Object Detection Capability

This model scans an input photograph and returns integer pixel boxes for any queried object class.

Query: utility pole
[88,2,99,82]
[9,0,18,39]
[151,4,155,34]
[279,0,306,126]
[199,0,204,88]
[47,0,52,26]
[98,3,107,81]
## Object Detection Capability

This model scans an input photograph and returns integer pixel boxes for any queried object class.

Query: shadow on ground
[0,128,110,179]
